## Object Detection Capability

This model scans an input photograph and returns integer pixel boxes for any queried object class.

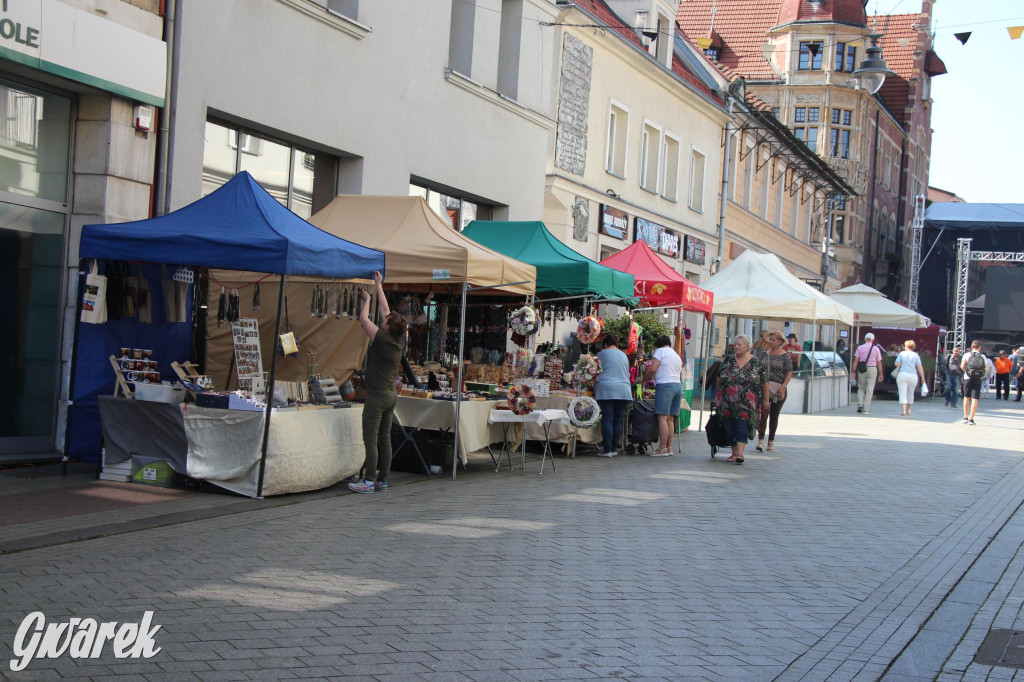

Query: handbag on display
[80,260,108,325]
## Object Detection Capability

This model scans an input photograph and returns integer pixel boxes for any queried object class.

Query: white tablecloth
[184,405,364,497]
[394,397,511,464]
[526,395,602,445]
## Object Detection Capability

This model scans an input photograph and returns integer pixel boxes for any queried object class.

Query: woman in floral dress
[716,334,768,464]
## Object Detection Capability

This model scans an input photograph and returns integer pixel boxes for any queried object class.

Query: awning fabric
[80,172,384,279]
[924,203,1024,231]
[308,196,535,295]
[599,240,713,318]
[701,250,854,325]
[829,283,929,328]
[461,220,633,299]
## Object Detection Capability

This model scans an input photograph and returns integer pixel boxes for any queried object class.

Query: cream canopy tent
[829,284,929,328]
[308,195,536,295]
[701,250,854,325]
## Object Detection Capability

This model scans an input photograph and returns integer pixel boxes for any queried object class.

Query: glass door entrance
[0,79,72,455]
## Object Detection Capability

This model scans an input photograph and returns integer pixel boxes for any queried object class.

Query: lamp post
[852,34,897,96]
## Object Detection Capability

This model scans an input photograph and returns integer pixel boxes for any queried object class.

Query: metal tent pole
[832,321,838,410]
[697,315,709,429]
[64,261,87,476]
[452,282,469,481]
[255,274,286,498]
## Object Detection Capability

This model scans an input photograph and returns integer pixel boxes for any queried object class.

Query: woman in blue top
[894,339,926,417]
[594,334,632,457]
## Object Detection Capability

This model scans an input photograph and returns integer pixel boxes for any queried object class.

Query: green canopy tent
[462,221,634,300]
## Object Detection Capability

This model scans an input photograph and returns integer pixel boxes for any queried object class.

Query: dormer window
[704,47,721,60]
[799,41,824,70]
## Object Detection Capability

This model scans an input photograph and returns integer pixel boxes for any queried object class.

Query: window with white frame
[689,148,706,211]
[606,101,629,178]
[741,144,753,208]
[662,134,680,201]
[774,165,784,227]
[640,121,661,192]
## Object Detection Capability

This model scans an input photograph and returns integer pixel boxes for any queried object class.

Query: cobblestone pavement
[1,397,1023,681]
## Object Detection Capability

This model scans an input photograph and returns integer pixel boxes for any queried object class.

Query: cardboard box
[134,383,185,403]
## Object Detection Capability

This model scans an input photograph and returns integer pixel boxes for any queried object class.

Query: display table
[525,395,601,448]
[96,396,365,497]
[183,404,364,497]
[98,395,188,475]
[488,409,570,475]
[393,397,514,466]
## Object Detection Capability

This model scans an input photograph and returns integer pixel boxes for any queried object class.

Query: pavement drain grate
[974,629,1024,668]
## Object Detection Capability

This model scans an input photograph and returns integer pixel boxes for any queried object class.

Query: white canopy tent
[829,283,929,328]
[699,251,855,420]
[701,250,854,325]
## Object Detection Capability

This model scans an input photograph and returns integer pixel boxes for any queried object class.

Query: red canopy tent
[600,240,714,319]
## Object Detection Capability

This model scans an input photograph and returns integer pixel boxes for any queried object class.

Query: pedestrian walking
[894,340,925,417]
[643,335,683,456]
[993,350,1013,400]
[594,334,631,457]
[349,271,406,494]
[751,329,770,357]
[942,347,962,407]
[961,340,987,425]
[851,332,883,414]
[716,334,767,465]
[1015,346,1024,402]
[755,329,792,453]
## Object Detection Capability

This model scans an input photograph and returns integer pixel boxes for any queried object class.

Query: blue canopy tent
[73,171,385,496]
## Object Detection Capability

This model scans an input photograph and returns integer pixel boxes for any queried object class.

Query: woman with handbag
[755,330,792,453]
[894,339,926,417]
[716,334,767,464]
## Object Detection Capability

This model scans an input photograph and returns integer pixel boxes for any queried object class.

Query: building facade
[676,0,944,297]
[0,0,166,458]
[541,0,729,343]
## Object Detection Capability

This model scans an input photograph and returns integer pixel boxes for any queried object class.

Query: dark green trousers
[361,387,397,482]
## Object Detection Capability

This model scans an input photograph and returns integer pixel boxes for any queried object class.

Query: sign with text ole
[633,217,680,258]
[600,205,628,240]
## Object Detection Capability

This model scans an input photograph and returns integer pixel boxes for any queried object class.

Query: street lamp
[852,34,897,95]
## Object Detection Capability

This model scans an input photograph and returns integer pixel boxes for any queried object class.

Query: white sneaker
[596,451,617,458]
[348,480,375,494]
[648,448,671,457]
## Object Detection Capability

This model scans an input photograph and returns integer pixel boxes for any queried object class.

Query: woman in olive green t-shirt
[348,271,407,494]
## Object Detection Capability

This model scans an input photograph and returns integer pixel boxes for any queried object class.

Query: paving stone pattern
[1,400,1023,680]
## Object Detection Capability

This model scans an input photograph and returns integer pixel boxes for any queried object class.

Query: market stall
[462,220,636,450]
[699,250,855,415]
[74,171,385,497]
[305,196,538,475]
[600,240,715,431]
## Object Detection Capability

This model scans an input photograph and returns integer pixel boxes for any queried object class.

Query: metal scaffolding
[906,194,925,312]
[949,238,1024,352]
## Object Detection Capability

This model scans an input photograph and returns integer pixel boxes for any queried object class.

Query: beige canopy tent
[307,195,536,295]
[205,197,537,393]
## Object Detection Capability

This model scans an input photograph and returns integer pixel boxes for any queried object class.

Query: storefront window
[202,120,337,218]
[409,182,492,231]
[0,80,70,449]
[0,82,71,203]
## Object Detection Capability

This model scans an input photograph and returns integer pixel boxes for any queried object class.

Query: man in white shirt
[850,332,883,415]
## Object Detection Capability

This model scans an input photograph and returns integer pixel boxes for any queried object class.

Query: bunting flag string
[1009,26,1024,40]
[954,32,971,45]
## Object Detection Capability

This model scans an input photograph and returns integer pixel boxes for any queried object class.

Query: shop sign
[0,0,166,106]
[684,236,706,265]
[634,217,679,258]
[600,205,628,240]
[432,269,451,280]
[802,278,823,291]
[684,283,712,309]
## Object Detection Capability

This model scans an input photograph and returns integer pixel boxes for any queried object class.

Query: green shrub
[602,311,671,353]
